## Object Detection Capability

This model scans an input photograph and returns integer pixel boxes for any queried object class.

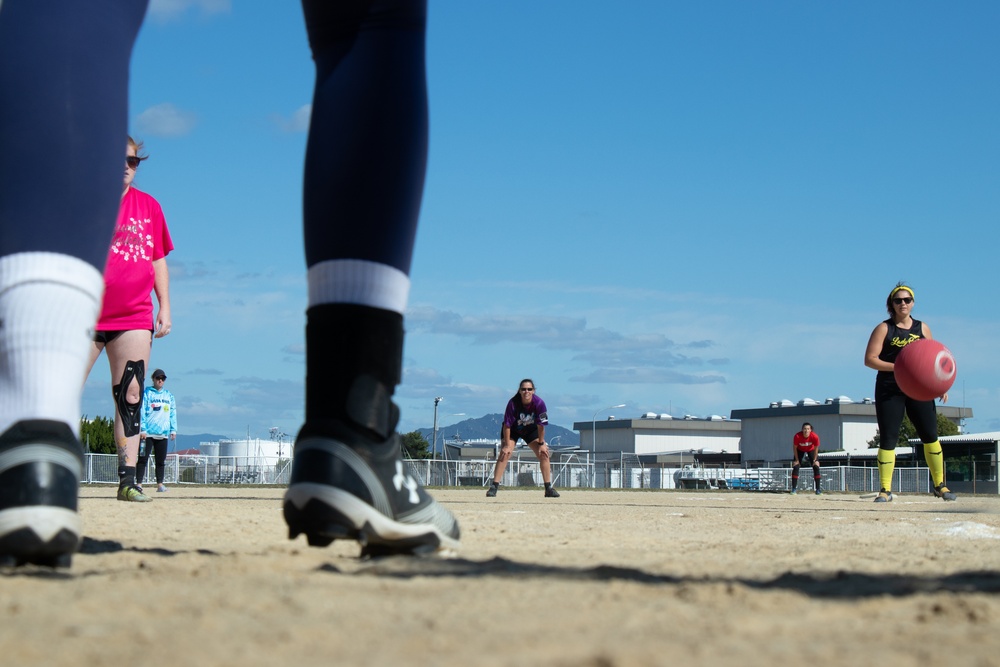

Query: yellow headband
[890,285,914,300]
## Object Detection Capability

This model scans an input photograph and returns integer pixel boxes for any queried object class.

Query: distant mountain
[171,415,581,455]
[415,413,580,453]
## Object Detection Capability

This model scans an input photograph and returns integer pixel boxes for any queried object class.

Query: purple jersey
[503,394,549,431]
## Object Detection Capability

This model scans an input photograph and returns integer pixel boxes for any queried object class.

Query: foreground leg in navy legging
[283,0,460,556]
[0,0,148,567]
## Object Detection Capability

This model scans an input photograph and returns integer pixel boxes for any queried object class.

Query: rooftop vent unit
[798,398,820,406]
[641,412,657,419]
[657,414,673,420]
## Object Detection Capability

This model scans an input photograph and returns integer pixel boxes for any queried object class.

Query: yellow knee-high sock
[923,440,945,488]
[877,448,896,492]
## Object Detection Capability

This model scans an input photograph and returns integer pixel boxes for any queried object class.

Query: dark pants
[875,373,938,450]
[137,437,168,485]
[792,450,821,491]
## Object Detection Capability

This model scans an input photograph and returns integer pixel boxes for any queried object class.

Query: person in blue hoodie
[138,369,176,493]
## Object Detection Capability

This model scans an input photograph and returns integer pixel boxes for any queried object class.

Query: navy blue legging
[0,0,148,268]
[0,0,426,278]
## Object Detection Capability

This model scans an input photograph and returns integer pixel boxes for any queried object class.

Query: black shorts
[93,330,126,345]
[795,450,819,466]
[510,425,540,445]
[93,328,154,344]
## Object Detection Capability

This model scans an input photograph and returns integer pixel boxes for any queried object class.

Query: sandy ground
[3,486,1000,667]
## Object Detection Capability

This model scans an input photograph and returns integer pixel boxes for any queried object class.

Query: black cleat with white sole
[0,420,83,568]
[283,425,460,557]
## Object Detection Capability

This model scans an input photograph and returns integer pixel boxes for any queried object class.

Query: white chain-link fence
[81,452,994,494]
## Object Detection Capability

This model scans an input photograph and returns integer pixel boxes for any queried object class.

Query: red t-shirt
[793,431,820,453]
[97,187,173,330]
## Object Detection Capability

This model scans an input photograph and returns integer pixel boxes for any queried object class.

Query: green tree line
[80,415,116,454]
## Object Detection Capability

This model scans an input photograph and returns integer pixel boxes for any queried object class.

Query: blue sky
[82,0,1000,440]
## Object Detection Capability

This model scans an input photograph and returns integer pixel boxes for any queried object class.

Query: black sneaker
[544,486,560,498]
[0,420,83,568]
[283,427,460,557]
[933,484,957,501]
[874,489,893,503]
[485,483,498,498]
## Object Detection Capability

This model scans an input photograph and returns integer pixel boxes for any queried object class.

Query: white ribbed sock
[0,253,104,437]
[307,259,410,314]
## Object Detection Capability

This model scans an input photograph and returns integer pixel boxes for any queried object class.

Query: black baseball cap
[152,369,167,379]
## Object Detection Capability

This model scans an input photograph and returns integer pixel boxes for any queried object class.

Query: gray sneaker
[485,483,498,498]
[874,489,893,503]
[933,484,957,501]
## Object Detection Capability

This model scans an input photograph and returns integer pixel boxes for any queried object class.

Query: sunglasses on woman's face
[126,155,141,170]
[892,297,913,305]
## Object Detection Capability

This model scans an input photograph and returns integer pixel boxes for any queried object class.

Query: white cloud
[272,104,312,133]
[147,0,231,22]
[406,305,723,382]
[134,103,198,137]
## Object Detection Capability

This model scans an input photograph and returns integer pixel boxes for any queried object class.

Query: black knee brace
[112,360,145,437]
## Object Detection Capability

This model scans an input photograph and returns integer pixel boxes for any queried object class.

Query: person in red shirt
[791,423,822,495]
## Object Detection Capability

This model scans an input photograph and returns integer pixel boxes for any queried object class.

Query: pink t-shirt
[97,187,174,331]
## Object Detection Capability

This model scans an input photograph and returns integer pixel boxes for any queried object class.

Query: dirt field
[3,486,1000,667]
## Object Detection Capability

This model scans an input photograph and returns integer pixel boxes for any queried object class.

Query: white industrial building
[731,396,973,464]
[573,413,742,460]
[573,397,974,465]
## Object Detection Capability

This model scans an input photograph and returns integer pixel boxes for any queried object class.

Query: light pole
[432,396,443,462]
[592,404,626,488]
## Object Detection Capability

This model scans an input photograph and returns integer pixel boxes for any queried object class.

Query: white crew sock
[308,258,410,314]
[0,252,104,437]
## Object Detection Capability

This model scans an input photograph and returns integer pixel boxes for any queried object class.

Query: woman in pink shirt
[86,137,174,503]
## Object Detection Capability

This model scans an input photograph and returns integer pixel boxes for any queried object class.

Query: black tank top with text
[878,318,924,365]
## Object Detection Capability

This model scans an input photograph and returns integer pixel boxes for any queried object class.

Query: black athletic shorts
[510,425,541,445]
[93,328,154,344]
[795,450,819,466]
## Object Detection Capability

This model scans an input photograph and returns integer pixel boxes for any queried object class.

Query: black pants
[137,437,167,485]
[874,372,938,450]
[791,450,821,491]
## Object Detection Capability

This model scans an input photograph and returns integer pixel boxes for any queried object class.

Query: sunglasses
[126,155,141,170]
[519,388,534,392]
[892,297,913,305]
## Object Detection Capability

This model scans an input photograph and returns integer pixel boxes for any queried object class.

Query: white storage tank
[218,438,282,466]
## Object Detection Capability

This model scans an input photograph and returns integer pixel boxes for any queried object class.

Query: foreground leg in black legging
[283,0,460,556]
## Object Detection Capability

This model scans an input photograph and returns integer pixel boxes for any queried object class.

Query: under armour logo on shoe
[393,460,420,504]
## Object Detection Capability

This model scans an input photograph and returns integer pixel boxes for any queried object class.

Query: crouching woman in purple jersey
[486,379,560,498]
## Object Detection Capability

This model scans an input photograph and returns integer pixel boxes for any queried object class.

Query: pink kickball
[894,338,957,401]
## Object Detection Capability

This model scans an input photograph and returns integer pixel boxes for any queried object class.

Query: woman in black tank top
[863,282,955,503]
